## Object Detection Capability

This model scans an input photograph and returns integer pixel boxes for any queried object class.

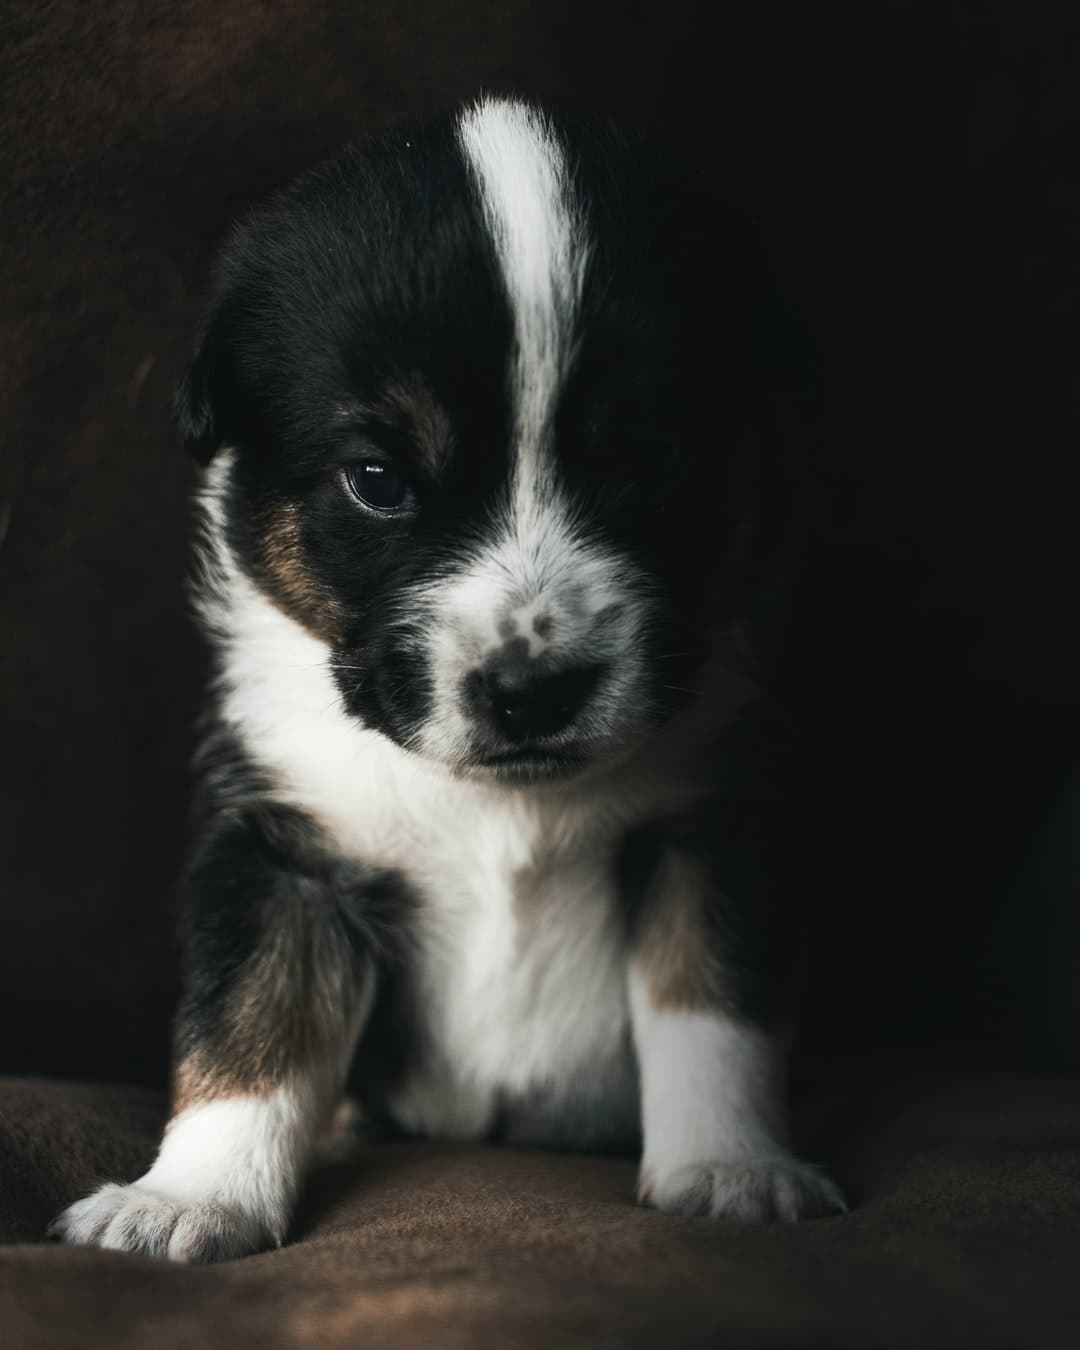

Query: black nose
[469,651,605,743]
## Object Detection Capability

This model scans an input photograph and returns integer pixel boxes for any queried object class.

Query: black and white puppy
[53,97,844,1261]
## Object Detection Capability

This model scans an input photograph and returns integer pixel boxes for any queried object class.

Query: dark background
[2,0,1078,1088]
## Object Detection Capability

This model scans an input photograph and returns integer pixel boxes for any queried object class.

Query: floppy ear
[174,320,231,465]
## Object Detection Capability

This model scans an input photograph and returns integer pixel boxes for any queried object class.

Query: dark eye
[343,460,416,513]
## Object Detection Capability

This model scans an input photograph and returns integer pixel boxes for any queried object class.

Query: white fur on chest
[390,790,639,1144]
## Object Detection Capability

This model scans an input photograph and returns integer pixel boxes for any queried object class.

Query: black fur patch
[177,739,417,1087]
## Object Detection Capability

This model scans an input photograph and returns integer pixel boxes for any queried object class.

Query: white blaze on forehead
[457,97,587,494]
[418,102,650,767]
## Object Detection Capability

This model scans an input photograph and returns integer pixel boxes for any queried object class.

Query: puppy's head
[182,98,778,784]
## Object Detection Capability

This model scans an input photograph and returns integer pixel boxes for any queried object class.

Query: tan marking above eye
[374,373,454,472]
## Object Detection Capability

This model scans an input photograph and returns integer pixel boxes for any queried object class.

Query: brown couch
[3,3,1079,1345]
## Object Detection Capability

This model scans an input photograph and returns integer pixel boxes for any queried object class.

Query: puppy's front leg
[629,831,845,1223]
[51,804,382,1261]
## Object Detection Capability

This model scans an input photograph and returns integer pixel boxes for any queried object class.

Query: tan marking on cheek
[257,499,342,643]
[632,848,729,1013]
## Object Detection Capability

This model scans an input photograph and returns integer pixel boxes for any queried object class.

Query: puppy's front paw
[642,1156,846,1223]
[48,1182,280,1262]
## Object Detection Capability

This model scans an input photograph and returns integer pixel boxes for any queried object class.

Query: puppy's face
[182,100,770,783]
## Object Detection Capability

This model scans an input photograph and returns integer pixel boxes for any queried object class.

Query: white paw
[641,1156,847,1223]
[48,1182,281,1262]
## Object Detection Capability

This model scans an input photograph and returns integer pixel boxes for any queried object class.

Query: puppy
[52,97,844,1261]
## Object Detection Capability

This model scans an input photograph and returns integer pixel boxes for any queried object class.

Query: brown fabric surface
[2,1070,1080,1348]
